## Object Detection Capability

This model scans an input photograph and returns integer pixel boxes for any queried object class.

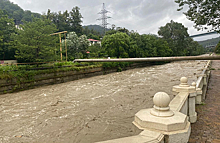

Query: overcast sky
[9,0,219,41]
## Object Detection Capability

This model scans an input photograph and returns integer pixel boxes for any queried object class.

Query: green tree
[154,38,172,57]
[105,29,118,35]
[215,41,220,54]
[0,9,16,60]
[105,27,130,36]
[22,10,32,22]
[69,6,83,35]
[43,7,83,34]
[62,32,89,60]
[129,32,140,58]
[137,34,158,57]
[158,20,189,56]
[184,37,204,56]
[43,9,70,32]
[13,9,24,24]
[78,35,90,58]
[175,0,220,32]
[116,27,130,35]
[63,32,79,60]
[0,0,41,25]
[87,33,100,40]
[88,43,105,58]
[102,32,130,58]
[14,18,58,62]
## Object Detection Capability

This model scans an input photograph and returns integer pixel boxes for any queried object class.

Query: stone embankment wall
[0,63,149,94]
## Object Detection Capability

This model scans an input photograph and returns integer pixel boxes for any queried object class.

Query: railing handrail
[74,55,220,62]
[169,92,189,112]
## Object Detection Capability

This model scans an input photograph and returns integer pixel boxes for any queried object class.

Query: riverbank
[0,62,151,94]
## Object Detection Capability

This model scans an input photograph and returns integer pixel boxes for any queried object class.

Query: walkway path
[189,60,220,143]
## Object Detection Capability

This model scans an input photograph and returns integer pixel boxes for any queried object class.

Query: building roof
[88,39,101,42]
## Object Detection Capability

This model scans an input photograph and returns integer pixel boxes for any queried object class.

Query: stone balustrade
[195,60,211,104]
[97,59,212,143]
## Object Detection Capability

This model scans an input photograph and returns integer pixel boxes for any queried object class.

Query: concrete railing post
[203,74,207,85]
[196,87,203,104]
[172,77,197,123]
[133,92,191,143]
[189,82,197,123]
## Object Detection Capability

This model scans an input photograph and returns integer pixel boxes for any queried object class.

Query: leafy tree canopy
[0,9,16,60]
[158,20,190,56]
[105,27,130,36]
[175,0,220,32]
[43,6,83,35]
[14,18,58,62]
[215,41,220,54]
[62,32,89,60]
[102,32,130,58]
[158,20,204,56]
[0,0,41,24]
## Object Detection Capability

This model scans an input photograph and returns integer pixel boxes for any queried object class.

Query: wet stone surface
[189,60,220,143]
[0,61,207,143]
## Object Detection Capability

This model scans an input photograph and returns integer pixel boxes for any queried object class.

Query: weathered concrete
[133,92,190,143]
[172,77,197,123]
[97,130,164,143]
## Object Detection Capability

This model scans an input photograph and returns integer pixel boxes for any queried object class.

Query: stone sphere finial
[192,82,196,87]
[153,92,170,107]
[179,77,189,87]
[150,92,174,117]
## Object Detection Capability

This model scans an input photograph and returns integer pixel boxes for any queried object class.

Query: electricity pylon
[97,3,111,35]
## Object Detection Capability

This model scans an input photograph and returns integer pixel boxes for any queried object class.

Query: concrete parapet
[133,92,191,143]
[96,130,164,143]
[169,92,189,114]
[172,77,197,123]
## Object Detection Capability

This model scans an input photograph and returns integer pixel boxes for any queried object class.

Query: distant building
[15,25,23,30]
[0,60,17,65]
[88,39,101,46]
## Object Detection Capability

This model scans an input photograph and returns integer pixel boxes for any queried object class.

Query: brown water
[0,60,207,143]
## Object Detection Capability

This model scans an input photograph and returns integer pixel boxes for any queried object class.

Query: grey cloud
[10,0,211,38]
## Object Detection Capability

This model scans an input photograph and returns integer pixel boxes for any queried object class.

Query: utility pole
[97,3,111,35]
[50,31,68,61]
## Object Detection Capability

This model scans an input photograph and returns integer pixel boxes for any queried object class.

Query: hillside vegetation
[83,25,110,36]
[0,0,41,24]
[197,36,220,47]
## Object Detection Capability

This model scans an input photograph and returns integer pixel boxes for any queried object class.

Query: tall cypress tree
[69,6,83,35]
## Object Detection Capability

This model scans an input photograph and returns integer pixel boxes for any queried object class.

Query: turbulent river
[0,60,207,143]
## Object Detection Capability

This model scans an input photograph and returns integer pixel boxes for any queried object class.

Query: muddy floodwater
[0,60,207,143]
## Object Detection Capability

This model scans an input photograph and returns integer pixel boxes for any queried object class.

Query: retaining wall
[0,63,150,94]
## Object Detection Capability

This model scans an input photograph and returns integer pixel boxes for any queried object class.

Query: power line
[97,3,111,35]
